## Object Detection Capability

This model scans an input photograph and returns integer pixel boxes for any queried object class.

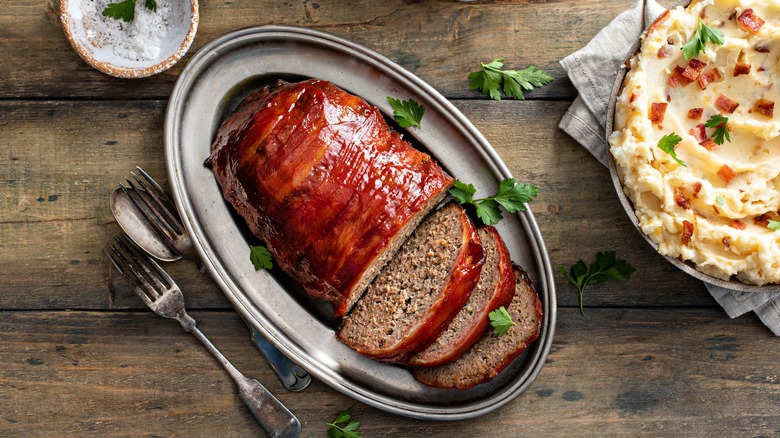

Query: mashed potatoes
[609,0,780,285]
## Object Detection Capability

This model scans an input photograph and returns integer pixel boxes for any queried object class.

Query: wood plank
[0,99,715,310]
[2,0,650,100]
[0,309,776,436]
[0,100,227,310]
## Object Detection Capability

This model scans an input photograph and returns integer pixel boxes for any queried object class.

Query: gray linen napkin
[558,0,780,335]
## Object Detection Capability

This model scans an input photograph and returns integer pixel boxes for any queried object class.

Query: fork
[105,234,301,438]
[120,167,197,260]
[119,167,311,392]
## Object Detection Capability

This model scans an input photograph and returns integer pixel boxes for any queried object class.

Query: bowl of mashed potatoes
[608,0,780,291]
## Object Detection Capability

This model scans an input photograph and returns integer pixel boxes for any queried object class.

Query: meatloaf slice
[206,79,453,316]
[411,266,542,389]
[408,226,515,367]
[337,203,485,363]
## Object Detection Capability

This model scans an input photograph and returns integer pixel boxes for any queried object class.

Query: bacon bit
[648,10,671,34]
[729,219,747,230]
[733,62,751,76]
[755,45,770,53]
[754,214,771,227]
[716,95,740,113]
[690,123,708,143]
[700,139,718,150]
[668,66,693,88]
[681,220,694,245]
[688,108,704,120]
[717,164,737,184]
[675,187,691,209]
[692,182,702,198]
[754,98,774,117]
[650,102,668,125]
[698,68,722,90]
[722,237,731,249]
[738,9,765,34]
[758,66,766,72]
[683,59,707,81]
[658,45,672,59]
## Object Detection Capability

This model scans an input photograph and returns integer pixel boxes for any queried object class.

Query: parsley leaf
[103,0,136,22]
[387,97,425,128]
[715,195,725,206]
[488,306,515,335]
[657,132,686,167]
[249,245,273,270]
[558,251,635,315]
[768,220,780,231]
[682,19,725,60]
[327,406,362,438]
[102,0,157,22]
[469,58,553,101]
[450,178,538,225]
[704,114,731,145]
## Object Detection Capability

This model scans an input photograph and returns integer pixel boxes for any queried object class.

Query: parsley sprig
[704,114,731,145]
[768,220,780,231]
[657,132,686,167]
[682,19,725,60]
[249,245,273,270]
[327,406,362,438]
[387,97,425,128]
[103,0,157,23]
[488,306,515,335]
[450,178,538,225]
[468,58,553,101]
[558,251,635,315]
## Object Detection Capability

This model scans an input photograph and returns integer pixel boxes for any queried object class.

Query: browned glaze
[206,79,453,316]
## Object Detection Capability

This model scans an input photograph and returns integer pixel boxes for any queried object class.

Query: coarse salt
[81,0,172,62]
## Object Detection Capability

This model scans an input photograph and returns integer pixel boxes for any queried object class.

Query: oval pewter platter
[605,2,780,294]
[164,25,556,420]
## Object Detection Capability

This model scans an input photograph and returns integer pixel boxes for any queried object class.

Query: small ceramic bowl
[60,0,199,78]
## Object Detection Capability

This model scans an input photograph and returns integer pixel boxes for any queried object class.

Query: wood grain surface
[1,0,777,436]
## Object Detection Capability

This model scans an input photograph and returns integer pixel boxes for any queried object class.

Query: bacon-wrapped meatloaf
[206,79,453,316]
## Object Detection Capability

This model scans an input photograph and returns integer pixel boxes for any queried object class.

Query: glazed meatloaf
[408,226,515,367]
[337,203,485,363]
[206,79,453,316]
[411,266,542,389]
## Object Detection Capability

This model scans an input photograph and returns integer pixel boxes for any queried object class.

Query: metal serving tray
[164,25,556,420]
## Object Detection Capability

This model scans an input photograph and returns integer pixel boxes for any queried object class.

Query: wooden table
[2,0,778,436]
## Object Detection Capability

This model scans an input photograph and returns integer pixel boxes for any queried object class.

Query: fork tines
[104,234,173,306]
[119,167,185,255]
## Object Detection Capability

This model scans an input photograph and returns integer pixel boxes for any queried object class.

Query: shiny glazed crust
[206,79,454,316]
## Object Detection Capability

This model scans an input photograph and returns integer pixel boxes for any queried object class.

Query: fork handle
[189,325,301,438]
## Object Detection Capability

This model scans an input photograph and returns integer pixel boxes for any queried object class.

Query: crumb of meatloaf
[338,203,463,351]
[409,227,500,364]
[411,268,541,390]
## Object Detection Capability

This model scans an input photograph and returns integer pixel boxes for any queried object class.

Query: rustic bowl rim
[59,0,199,79]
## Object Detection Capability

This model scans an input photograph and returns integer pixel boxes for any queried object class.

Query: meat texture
[206,79,453,316]
[411,266,543,389]
[337,203,485,363]
[408,226,515,367]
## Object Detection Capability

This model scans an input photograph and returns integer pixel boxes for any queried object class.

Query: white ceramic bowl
[60,0,199,78]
